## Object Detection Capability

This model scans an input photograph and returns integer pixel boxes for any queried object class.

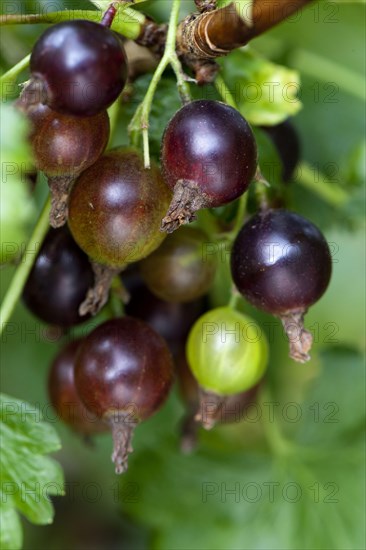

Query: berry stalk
[128,0,191,168]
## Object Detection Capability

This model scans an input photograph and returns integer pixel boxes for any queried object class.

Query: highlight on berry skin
[27,20,128,117]
[160,99,257,233]
[74,317,174,474]
[231,209,332,363]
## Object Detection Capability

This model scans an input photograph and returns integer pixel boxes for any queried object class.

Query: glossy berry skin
[68,148,171,268]
[187,307,268,396]
[161,100,257,206]
[48,339,107,435]
[30,20,128,116]
[74,317,174,421]
[261,120,300,182]
[124,282,205,356]
[231,209,332,315]
[27,103,110,177]
[140,227,216,303]
[23,227,94,327]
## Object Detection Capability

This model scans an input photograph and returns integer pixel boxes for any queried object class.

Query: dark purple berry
[74,317,174,473]
[261,119,301,182]
[29,20,128,116]
[23,227,94,327]
[160,100,257,232]
[48,339,108,435]
[231,209,332,362]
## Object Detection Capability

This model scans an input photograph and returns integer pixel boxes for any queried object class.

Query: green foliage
[120,347,365,550]
[0,394,64,550]
[219,49,302,125]
[0,1,364,549]
[88,0,148,10]
[0,103,36,263]
[115,76,182,156]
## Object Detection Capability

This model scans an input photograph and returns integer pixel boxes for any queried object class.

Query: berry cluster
[16,16,332,474]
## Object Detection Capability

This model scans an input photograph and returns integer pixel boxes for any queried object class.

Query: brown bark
[177,0,314,81]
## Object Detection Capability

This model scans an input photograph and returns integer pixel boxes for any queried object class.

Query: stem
[177,0,314,59]
[227,290,241,311]
[0,9,145,40]
[195,388,224,430]
[231,192,248,236]
[109,276,128,318]
[259,387,295,456]
[108,413,138,474]
[107,100,121,148]
[254,169,271,211]
[0,197,50,335]
[47,175,74,228]
[79,263,121,317]
[214,73,237,109]
[101,3,118,28]
[128,0,191,168]
[280,309,313,363]
[0,53,30,87]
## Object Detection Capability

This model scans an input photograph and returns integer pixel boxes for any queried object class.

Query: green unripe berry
[186,307,268,395]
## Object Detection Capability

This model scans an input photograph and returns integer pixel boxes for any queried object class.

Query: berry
[48,339,107,435]
[231,208,332,362]
[74,317,174,473]
[160,100,257,232]
[140,226,216,303]
[261,119,300,182]
[29,20,128,116]
[186,307,268,428]
[68,148,171,268]
[18,102,110,227]
[124,281,205,356]
[26,103,110,177]
[23,227,94,327]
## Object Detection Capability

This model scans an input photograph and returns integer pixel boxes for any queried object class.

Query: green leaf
[0,394,64,550]
[0,103,36,263]
[121,425,364,549]
[118,351,365,550]
[88,0,147,10]
[114,75,181,157]
[0,507,22,550]
[219,49,302,125]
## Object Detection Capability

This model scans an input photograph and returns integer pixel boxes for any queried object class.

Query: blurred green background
[1,1,365,549]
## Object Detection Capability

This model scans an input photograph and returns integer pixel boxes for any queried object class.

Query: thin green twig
[128,0,191,168]
[214,73,237,108]
[0,53,30,87]
[0,197,51,335]
[0,8,144,40]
